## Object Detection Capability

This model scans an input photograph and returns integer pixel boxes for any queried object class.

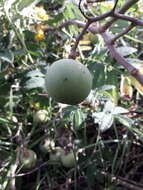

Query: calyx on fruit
[40,138,55,153]
[45,59,92,105]
[19,148,37,169]
[61,151,76,168]
[33,110,49,124]
[49,147,65,162]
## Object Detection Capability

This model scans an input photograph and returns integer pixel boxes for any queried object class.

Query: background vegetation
[0,0,143,189]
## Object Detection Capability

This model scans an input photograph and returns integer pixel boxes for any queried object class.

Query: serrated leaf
[116,46,137,57]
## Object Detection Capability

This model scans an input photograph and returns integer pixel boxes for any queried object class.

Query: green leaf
[115,115,134,128]
[0,50,14,64]
[88,62,105,89]
[0,62,9,72]
[0,117,9,124]
[125,35,143,45]
[99,85,115,91]
[24,77,45,90]
[85,90,97,106]
[125,58,143,68]
[17,0,40,11]
[70,109,86,130]
[93,112,105,123]
[26,70,44,78]
[92,112,114,132]
[99,113,114,132]
[103,100,115,113]
[104,86,118,105]
[22,70,45,90]
[116,46,137,57]
[62,106,78,118]
[47,13,63,24]
[111,20,129,33]
[63,3,83,35]
[28,50,43,57]
[106,70,119,102]
[113,107,129,115]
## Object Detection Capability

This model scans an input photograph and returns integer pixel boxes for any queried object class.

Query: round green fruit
[40,138,55,153]
[49,147,65,162]
[61,151,76,168]
[19,148,37,169]
[45,59,92,105]
[33,110,49,124]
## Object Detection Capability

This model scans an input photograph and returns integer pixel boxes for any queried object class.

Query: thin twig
[79,0,119,21]
[89,0,119,22]
[89,1,118,22]
[113,12,143,27]
[90,10,114,22]
[116,176,143,190]
[110,23,136,44]
[14,162,48,177]
[102,0,140,31]
[118,0,140,14]
[112,0,119,12]
[79,0,89,20]
[68,21,92,59]
[59,19,86,30]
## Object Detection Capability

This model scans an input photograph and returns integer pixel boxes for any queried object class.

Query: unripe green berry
[61,151,76,168]
[19,148,37,169]
[45,59,92,105]
[33,110,49,124]
[49,147,65,162]
[40,138,55,153]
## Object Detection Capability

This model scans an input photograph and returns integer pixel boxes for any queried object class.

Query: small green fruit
[45,59,92,105]
[33,110,48,124]
[19,148,37,169]
[49,147,65,162]
[40,138,55,153]
[61,151,76,168]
